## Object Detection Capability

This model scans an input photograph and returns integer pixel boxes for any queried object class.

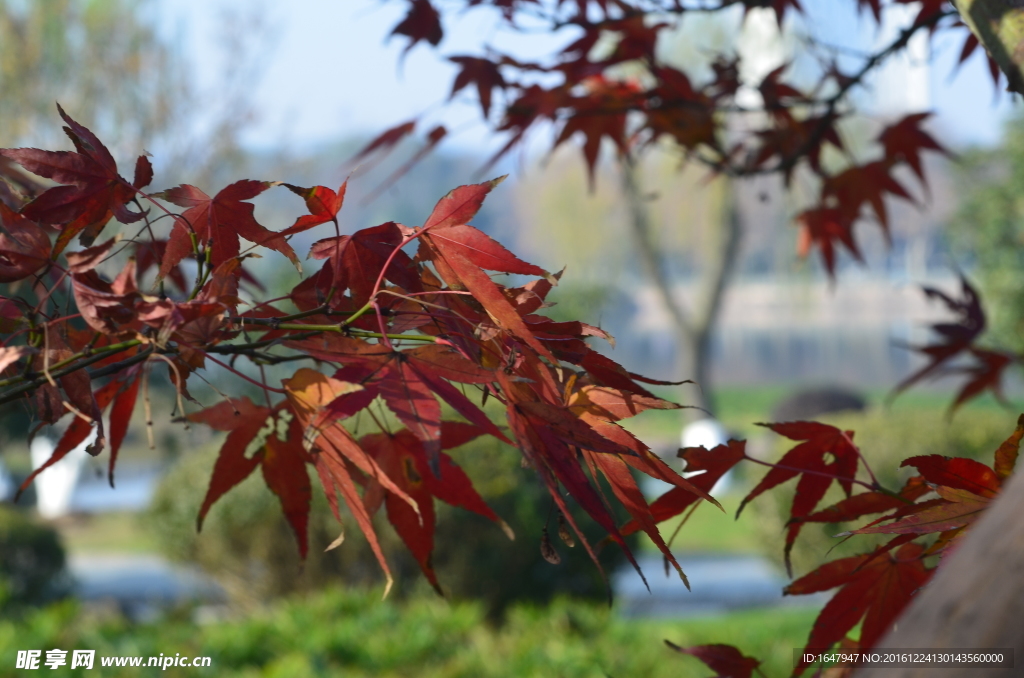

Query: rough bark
[853,461,1024,678]
[957,0,1024,94]
[846,6,1024,672]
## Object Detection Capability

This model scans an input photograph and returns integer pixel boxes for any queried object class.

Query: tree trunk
[956,0,1024,94]
[849,8,1024,674]
[853,462,1024,678]
[620,160,742,417]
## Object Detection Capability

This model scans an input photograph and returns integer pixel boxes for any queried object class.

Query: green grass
[0,588,819,678]
[636,492,761,554]
[623,384,1017,444]
[54,512,159,556]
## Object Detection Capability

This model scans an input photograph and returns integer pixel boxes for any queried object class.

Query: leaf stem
[741,453,888,495]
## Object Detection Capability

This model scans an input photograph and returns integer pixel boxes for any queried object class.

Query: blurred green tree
[950,113,1024,353]
[0,0,261,192]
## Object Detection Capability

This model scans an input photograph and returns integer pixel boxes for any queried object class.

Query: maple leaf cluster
[0,107,725,596]
[884,275,1022,417]
[652,416,1024,676]
[369,1,1024,675]
[2,107,1020,678]
[370,0,976,278]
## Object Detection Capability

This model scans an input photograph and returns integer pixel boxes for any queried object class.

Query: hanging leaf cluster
[0,107,717,596]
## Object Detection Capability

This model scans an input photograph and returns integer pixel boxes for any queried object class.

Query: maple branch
[88,345,157,379]
[338,297,377,328]
[742,7,955,179]
[376,289,477,326]
[188,246,213,301]
[0,339,145,406]
[275,323,438,343]
[0,338,144,391]
[207,331,323,355]
[231,314,440,344]
[228,306,370,329]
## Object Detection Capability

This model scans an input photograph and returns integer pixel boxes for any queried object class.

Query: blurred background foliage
[0,506,68,611]
[950,112,1024,354]
[148,432,631,619]
[0,0,261,183]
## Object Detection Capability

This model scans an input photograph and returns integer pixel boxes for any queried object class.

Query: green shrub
[148,434,630,617]
[0,586,817,678]
[0,506,68,609]
[749,407,1019,576]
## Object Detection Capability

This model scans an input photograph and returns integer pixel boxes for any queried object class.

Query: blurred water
[68,554,225,622]
[70,465,160,513]
[614,553,827,618]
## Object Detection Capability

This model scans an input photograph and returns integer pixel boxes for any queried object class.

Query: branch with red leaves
[367,0,975,276]
[648,415,1023,676]
[0,106,723,597]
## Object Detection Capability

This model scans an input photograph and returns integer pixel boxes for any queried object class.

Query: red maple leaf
[890,277,986,398]
[449,56,507,118]
[787,543,933,674]
[643,67,717,152]
[16,373,130,499]
[795,207,859,277]
[188,397,313,558]
[877,113,949,184]
[795,475,930,526]
[849,485,991,536]
[157,180,299,281]
[664,641,762,678]
[283,368,421,594]
[350,119,417,167]
[741,421,864,575]
[822,160,912,239]
[0,202,51,282]
[282,180,347,235]
[134,240,189,294]
[294,342,506,471]
[993,414,1024,480]
[552,78,636,187]
[361,426,507,591]
[900,454,1001,497]
[68,241,142,336]
[752,111,843,182]
[390,0,443,57]
[946,348,1014,413]
[307,221,421,307]
[1,105,150,255]
[417,178,557,361]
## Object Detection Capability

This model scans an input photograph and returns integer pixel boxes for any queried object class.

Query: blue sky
[160,0,1017,156]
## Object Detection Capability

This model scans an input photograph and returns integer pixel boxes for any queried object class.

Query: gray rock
[771,387,866,422]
